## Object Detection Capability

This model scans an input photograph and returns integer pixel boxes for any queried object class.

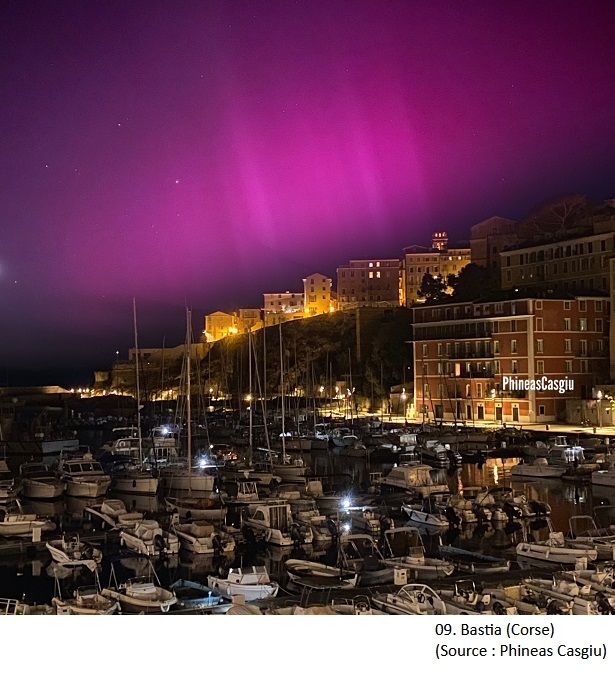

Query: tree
[448,263,498,301]
[417,273,448,304]
[518,194,588,240]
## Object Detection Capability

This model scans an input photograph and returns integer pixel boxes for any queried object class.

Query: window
[369,271,373,279]
[596,300,603,312]
[539,405,546,416]
[494,340,500,354]
[476,383,483,398]
[597,318,603,331]
[579,300,587,311]
[494,360,500,374]
[511,339,517,354]
[465,362,471,374]
[422,344,428,357]
[445,343,451,355]
[580,360,588,373]
[465,384,471,397]
[536,300,543,310]
[580,340,587,356]
[579,318,587,331]
[564,318,571,330]
[564,338,572,352]
[437,362,443,374]
[536,317,543,331]
[422,363,428,375]
[564,360,573,373]
[536,339,543,353]
[536,360,544,374]
[512,360,518,374]
[368,262,373,267]
[376,271,381,278]
[564,301,572,310]
[437,343,443,356]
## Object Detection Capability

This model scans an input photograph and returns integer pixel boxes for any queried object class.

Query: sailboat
[110,300,159,496]
[162,309,222,507]
[271,322,310,484]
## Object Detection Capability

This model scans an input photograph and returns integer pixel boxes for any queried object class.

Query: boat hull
[112,476,159,495]
[65,478,111,498]
[207,576,279,601]
[21,480,65,500]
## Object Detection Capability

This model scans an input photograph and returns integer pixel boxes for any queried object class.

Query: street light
[597,389,603,429]
[490,388,497,423]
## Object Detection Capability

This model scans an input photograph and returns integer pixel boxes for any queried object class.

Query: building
[263,291,304,324]
[336,259,401,309]
[303,273,333,316]
[470,216,518,270]
[412,296,609,424]
[204,311,239,342]
[402,232,471,306]
[237,308,263,332]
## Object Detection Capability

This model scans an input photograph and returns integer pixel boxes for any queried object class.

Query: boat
[285,559,358,587]
[222,477,261,504]
[207,566,279,601]
[401,493,455,530]
[160,464,217,493]
[0,504,55,537]
[380,527,455,579]
[377,464,448,497]
[522,577,614,615]
[568,515,615,561]
[591,468,615,488]
[52,585,119,615]
[101,573,177,613]
[0,460,19,504]
[170,579,232,613]
[294,507,338,543]
[330,427,359,449]
[438,581,517,615]
[438,545,510,574]
[85,499,144,530]
[339,534,394,586]
[173,521,235,555]
[110,460,159,495]
[420,440,457,468]
[243,500,313,546]
[46,535,102,570]
[165,495,227,522]
[511,457,566,479]
[120,519,180,556]
[19,463,65,499]
[348,507,382,536]
[372,584,447,615]
[58,456,111,498]
[271,457,310,483]
[516,530,598,566]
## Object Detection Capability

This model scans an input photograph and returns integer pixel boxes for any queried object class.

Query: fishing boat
[243,500,313,546]
[173,521,235,555]
[516,530,598,566]
[102,573,177,613]
[52,586,119,615]
[511,457,566,479]
[348,507,382,536]
[46,535,102,570]
[58,456,111,498]
[19,463,65,499]
[380,527,455,579]
[372,584,447,615]
[120,519,180,556]
[170,579,232,613]
[207,566,279,601]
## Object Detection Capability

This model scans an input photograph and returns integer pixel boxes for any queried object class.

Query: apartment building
[303,273,334,316]
[470,216,519,270]
[402,232,471,306]
[336,259,401,309]
[263,291,304,325]
[412,296,609,424]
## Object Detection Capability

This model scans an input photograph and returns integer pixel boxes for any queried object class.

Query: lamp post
[401,388,408,421]
[491,388,497,424]
[597,389,603,429]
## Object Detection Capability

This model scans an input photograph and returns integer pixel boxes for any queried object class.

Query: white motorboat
[173,521,235,555]
[59,456,111,498]
[511,458,566,479]
[372,584,447,615]
[331,427,359,448]
[568,515,615,561]
[160,465,216,493]
[438,581,517,615]
[53,586,119,615]
[348,507,381,536]
[110,460,159,495]
[377,464,448,497]
[20,463,65,499]
[294,508,337,543]
[0,505,55,537]
[207,566,279,601]
[381,527,455,579]
[120,519,180,556]
[243,500,313,546]
[339,534,394,586]
[271,457,310,483]
[85,499,144,530]
[46,535,102,570]
[401,494,452,530]
[516,531,598,565]
[438,546,511,574]
[102,575,177,613]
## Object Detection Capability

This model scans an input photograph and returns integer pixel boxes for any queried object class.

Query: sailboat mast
[186,308,192,485]
[248,330,253,465]
[132,298,143,464]
[279,322,286,462]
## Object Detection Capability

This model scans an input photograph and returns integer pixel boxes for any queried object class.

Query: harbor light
[341,497,351,510]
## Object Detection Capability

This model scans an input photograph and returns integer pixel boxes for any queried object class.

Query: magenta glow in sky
[1,1,614,380]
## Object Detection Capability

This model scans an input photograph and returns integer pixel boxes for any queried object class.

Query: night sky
[1,1,614,385]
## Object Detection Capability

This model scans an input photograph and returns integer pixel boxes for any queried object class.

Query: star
[175,179,180,184]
